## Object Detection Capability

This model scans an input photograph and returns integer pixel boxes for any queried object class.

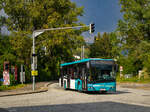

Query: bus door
[67,76,70,88]
[82,67,87,91]
[67,67,71,88]
[60,67,63,87]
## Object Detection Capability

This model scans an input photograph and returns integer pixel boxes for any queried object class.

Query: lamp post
[32,32,35,91]
[81,45,84,59]
[31,25,90,91]
[32,30,44,91]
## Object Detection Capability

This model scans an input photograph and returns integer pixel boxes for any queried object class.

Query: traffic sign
[31,70,38,76]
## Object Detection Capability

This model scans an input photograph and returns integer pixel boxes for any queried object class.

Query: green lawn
[0,84,25,91]
[117,76,150,84]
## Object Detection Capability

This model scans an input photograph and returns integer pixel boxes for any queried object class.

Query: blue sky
[71,0,122,42]
[1,0,122,39]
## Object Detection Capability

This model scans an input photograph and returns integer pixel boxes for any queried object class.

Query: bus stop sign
[31,70,38,76]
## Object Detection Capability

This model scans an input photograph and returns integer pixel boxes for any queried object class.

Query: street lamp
[32,30,44,91]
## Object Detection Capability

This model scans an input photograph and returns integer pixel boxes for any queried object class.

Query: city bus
[59,58,117,93]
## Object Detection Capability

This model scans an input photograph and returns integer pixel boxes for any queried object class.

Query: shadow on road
[0,108,9,112]
[53,83,131,95]
[5,101,150,112]
[64,89,131,95]
[86,90,131,95]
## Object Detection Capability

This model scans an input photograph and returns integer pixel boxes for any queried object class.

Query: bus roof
[60,58,114,67]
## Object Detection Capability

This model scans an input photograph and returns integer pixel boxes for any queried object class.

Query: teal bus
[59,58,117,93]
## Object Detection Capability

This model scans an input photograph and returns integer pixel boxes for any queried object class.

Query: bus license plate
[100,89,106,91]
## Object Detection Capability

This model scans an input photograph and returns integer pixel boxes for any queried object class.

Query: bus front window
[89,64,116,82]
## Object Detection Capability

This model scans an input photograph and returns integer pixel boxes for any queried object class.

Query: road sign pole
[32,33,35,91]
[33,75,35,91]
[21,64,23,84]
[81,45,85,59]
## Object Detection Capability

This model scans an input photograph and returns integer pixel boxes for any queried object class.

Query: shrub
[10,74,17,86]
[0,81,2,86]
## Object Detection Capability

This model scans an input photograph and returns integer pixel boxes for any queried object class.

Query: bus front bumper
[87,82,116,92]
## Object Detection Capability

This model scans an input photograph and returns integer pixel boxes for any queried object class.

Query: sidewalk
[0,82,53,97]
[118,82,150,90]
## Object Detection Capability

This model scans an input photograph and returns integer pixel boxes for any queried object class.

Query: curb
[0,82,53,97]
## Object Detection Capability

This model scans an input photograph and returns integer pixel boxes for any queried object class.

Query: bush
[117,75,150,83]
[10,74,17,86]
[0,81,2,86]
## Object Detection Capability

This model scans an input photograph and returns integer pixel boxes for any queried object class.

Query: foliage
[117,0,150,75]
[0,80,2,86]
[0,35,16,78]
[72,42,90,59]
[10,74,17,86]
[119,56,140,75]
[117,76,150,83]
[89,32,120,59]
[9,32,32,64]
[1,0,87,81]
[0,84,25,91]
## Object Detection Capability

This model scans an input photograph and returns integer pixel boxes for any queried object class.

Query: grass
[0,84,25,91]
[117,76,150,84]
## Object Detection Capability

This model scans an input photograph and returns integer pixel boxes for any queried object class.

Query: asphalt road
[0,83,150,112]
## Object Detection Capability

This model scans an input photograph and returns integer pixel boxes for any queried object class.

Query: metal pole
[81,46,84,59]
[21,64,23,84]
[83,45,84,59]
[33,76,35,91]
[81,46,82,59]
[32,33,35,91]
[34,25,89,33]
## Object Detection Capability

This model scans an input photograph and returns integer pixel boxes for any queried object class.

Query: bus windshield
[89,60,116,82]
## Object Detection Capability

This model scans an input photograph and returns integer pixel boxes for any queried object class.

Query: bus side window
[74,66,78,79]
[82,67,85,78]
[81,64,86,80]
[67,67,69,78]
[63,67,67,78]
[70,67,74,79]
[79,65,82,79]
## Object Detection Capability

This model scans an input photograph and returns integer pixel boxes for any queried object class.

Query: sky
[71,0,122,42]
[0,9,9,35]
[0,0,123,41]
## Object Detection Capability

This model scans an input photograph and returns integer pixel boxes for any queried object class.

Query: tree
[0,35,16,78]
[89,32,120,59]
[117,0,150,75]
[2,0,87,81]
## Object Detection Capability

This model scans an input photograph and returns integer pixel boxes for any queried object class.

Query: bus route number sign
[31,70,38,76]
